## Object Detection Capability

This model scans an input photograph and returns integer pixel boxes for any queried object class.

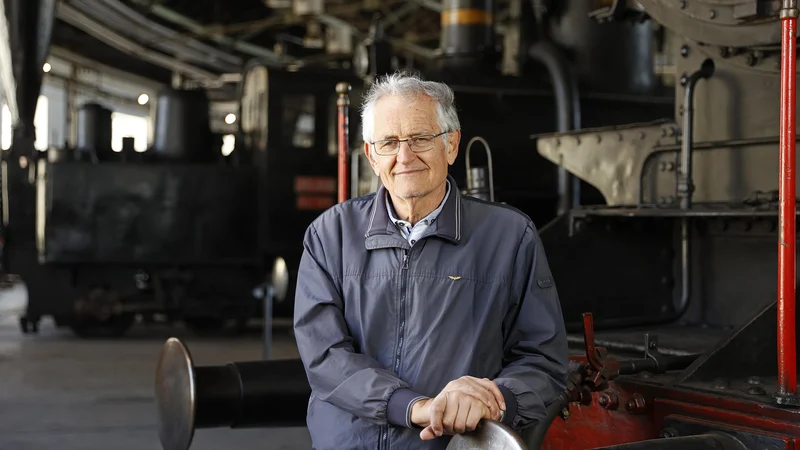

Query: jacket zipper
[382,248,410,450]
[395,248,409,372]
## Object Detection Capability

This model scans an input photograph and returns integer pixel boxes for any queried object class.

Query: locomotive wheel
[69,313,135,338]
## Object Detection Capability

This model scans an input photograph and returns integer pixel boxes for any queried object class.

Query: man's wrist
[387,388,429,428]
[496,385,517,426]
[409,397,430,428]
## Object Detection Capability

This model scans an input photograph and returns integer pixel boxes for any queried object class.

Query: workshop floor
[0,284,312,450]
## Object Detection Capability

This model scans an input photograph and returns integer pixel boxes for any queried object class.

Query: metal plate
[535,120,678,207]
[636,0,781,47]
[155,337,196,450]
[446,421,529,450]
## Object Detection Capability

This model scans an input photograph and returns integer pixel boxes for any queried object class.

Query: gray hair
[360,71,461,143]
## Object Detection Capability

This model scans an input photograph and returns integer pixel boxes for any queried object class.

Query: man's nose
[395,141,416,163]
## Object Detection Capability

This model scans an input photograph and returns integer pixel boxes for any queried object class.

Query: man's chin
[393,187,427,200]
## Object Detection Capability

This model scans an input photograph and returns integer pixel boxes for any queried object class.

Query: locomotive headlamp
[271,256,289,302]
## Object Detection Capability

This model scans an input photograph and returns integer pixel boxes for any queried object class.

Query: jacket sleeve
[492,223,569,431]
[293,223,427,427]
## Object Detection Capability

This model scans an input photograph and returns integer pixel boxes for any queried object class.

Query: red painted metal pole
[778,0,799,400]
[336,82,351,204]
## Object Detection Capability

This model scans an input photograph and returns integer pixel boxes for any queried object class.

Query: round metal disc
[155,337,196,450]
[446,421,528,450]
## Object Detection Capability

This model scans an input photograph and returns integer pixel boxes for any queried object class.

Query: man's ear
[446,130,461,165]
[364,142,379,176]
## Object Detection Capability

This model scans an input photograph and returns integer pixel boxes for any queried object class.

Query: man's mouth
[394,169,424,176]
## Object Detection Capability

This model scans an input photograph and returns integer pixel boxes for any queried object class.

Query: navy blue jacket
[293,175,569,449]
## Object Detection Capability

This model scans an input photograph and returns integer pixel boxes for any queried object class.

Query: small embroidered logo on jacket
[448,276,462,280]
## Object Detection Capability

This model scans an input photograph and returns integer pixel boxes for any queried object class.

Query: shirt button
[411,240,416,244]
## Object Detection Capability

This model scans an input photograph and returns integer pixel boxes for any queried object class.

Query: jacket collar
[365,174,462,247]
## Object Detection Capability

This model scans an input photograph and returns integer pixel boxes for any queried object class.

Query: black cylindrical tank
[546,0,656,95]
[76,102,113,162]
[439,0,495,71]
[152,88,214,162]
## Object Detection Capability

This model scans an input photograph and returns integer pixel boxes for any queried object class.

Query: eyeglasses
[370,132,448,156]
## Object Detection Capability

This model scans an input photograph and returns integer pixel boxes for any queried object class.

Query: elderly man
[293,72,568,449]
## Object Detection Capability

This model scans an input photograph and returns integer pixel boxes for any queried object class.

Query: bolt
[709,9,716,19]
[626,394,646,414]
[599,391,619,410]
[747,386,766,396]
[680,0,686,9]
[681,45,690,57]
[659,427,679,438]
[746,54,757,66]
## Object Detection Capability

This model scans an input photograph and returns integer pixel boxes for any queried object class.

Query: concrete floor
[0,284,312,450]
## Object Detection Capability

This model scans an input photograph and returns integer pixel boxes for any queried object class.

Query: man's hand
[410,377,506,440]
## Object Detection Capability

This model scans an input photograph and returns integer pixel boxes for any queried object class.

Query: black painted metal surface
[76,102,113,162]
[42,163,260,264]
[156,338,309,450]
[152,88,216,163]
[540,215,676,330]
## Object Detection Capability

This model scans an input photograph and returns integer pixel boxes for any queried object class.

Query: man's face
[364,94,460,200]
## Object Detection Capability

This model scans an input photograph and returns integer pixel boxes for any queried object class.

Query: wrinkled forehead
[373,93,439,138]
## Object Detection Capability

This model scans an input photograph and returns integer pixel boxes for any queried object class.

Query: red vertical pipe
[778,0,798,396]
[336,82,351,204]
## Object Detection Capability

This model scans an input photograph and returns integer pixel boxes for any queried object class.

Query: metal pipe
[70,0,241,72]
[776,0,799,406]
[127,0,288,65]
[465,136,495,202]
[529,41,581,215]
[155,338,310,450]
[606,60,712,331]
[56,3,219,83]
[679,58,714,210]
[337,82,351,204]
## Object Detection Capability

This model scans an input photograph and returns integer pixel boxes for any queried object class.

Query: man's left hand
[420,376,506,440]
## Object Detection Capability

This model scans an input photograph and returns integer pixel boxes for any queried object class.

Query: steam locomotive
[152,1,800,450]
[5,0,674,338]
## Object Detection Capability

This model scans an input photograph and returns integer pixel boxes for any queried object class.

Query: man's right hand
[410,377,505,440]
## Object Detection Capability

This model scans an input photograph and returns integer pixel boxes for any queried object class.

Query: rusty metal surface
[542,378,800,449]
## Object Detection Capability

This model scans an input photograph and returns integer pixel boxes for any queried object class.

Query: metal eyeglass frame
[370,131,449,156]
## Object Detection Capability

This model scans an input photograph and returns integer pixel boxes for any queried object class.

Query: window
[283,94,315,148]
[1,95,49,151]
[111,112,148,152]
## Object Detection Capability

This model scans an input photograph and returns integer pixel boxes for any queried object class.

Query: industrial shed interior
[1,0,799,449]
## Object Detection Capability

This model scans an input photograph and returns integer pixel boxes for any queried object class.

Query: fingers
[441,391,460,435]
[445,378,500,419]
[453,399,471,434]
[420,425,437,441]
[427,395,446,437]
[475,378,507,413]
[466,403,488,431]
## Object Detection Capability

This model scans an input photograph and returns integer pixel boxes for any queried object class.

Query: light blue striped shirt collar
[386,180,451,244]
